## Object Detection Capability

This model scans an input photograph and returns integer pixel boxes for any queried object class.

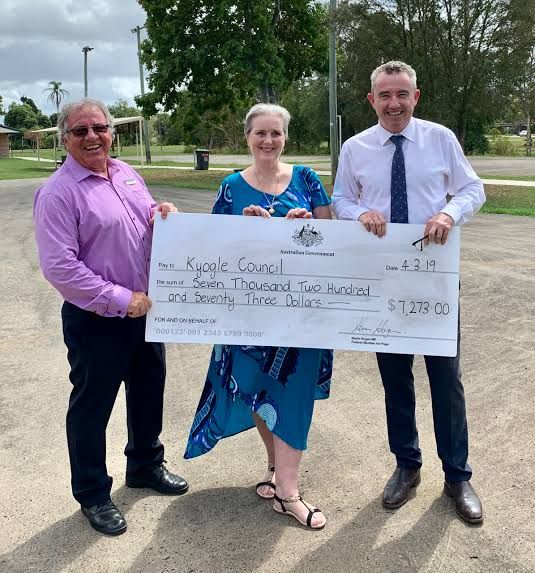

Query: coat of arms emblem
[292,223,324,247]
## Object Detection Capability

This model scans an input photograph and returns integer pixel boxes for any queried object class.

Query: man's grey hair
[244,103,291,137]
[370,61,417,91]
[57,98,114,134]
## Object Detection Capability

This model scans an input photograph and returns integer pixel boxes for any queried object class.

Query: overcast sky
[0,0,149,120]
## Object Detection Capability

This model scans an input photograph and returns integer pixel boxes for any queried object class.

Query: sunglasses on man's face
[65,124,110,137]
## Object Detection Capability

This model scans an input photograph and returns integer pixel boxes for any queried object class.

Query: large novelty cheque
[146,213,460,357]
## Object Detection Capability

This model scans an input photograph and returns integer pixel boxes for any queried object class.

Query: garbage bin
[194,148,210,170]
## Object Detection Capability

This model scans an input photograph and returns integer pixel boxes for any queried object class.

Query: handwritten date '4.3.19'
[387,259,437,272]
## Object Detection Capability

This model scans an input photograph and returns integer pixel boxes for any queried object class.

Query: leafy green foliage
[107,99,143,149]
[336,3,402,140]
[5,101,50,131]
[137,0,328,118]
[144,74,331,152]
[464,122,490,155]
[487,129,521,156]
[151,113,182,146]
[108,98,141,118]
[20,96,39,113]
[281,77,330,151]
[336,0,535,147]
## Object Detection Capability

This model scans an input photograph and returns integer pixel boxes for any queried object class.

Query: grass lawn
[2,158,534,217]
[479,174,535,182]
[140,169,334,192]
[11,145,193,160]
[128,160,242,169]
[481,185,535,216]
[127,159,328,168]
[0,158,55,179]
[142,170,535,217]
[140,169,225,190]
[10,144,250,160]
[123,144,251,156]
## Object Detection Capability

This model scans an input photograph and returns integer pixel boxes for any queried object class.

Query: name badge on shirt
[124,179,137,185]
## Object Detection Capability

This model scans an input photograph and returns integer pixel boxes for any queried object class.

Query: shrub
[487,128,518,156]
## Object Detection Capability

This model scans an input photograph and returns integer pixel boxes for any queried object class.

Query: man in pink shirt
[34,98,188,536]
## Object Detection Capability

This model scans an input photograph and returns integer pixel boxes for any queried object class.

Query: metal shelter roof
[0,125,20,134]
[30,116,144,134]
[28,116,146,166]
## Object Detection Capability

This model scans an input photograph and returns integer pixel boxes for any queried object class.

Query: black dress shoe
[81,500,127,536]
[383,466,421,509]
[126,462,189,495]
[444,480,483,524]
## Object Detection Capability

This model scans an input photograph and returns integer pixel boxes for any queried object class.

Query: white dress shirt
[332,117,486,225]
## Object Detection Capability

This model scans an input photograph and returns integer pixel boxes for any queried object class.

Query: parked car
[519,129,528,136]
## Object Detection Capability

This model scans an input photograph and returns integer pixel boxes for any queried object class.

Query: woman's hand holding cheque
[243,205,312,219]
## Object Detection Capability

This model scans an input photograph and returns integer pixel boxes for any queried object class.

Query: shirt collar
[64,154,114,183]
[376,117,416,146]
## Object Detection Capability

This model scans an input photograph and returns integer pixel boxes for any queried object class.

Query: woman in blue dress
[184,104,333,529]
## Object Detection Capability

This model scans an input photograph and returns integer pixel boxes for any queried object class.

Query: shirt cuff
[439,204,461,225]
[334,203,370,222]
[107,285,133,317]
[353,206,372,222]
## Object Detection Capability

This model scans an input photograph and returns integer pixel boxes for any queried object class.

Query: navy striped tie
[390,135,408,223]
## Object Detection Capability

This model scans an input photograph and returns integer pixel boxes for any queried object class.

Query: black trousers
[376,324,472,483]
[62,302,166,506]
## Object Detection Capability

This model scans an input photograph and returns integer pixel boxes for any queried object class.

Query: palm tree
[43,81,70,114]
[43,81,70,165]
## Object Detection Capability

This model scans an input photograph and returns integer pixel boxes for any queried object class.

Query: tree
[0,95,5,116]
[513,46,535,154]
[20,96,39,113]
[336,0,535,147]
[21,95,51,128]
[164,90,248,148]
[136,0,329,117]
[280,76,330,151]
[395,0,533,144]
[4,100,51,131]
[108,98,141,118]
[108,99,143,148]
[336,3,402,140]
[5,103,38,131]
[43,81,70,114]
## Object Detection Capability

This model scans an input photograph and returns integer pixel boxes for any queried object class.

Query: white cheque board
[146,213,460,357]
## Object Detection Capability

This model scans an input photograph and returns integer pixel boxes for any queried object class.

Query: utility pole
[82,46,94,97]
[328,0,339,183]
[527,111,532,156]
[131,25,152,164]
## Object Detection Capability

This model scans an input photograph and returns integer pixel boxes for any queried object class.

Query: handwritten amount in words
[156,256,372,311]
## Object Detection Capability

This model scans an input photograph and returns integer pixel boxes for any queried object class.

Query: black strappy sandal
[273,493,326,530]
[255,466,276,499]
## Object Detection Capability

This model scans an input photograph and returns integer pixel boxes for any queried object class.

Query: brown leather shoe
[444,481,483,524]
[382,467,421,509]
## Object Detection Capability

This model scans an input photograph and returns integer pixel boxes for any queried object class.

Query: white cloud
[111,77,143,102]
[0,0,148,119]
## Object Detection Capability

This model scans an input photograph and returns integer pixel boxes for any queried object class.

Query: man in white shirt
[332,61,485,524]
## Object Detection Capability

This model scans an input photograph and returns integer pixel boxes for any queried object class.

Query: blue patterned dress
[184,166,334,459]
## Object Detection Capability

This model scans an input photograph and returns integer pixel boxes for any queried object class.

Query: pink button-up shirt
[33,155,157,317]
